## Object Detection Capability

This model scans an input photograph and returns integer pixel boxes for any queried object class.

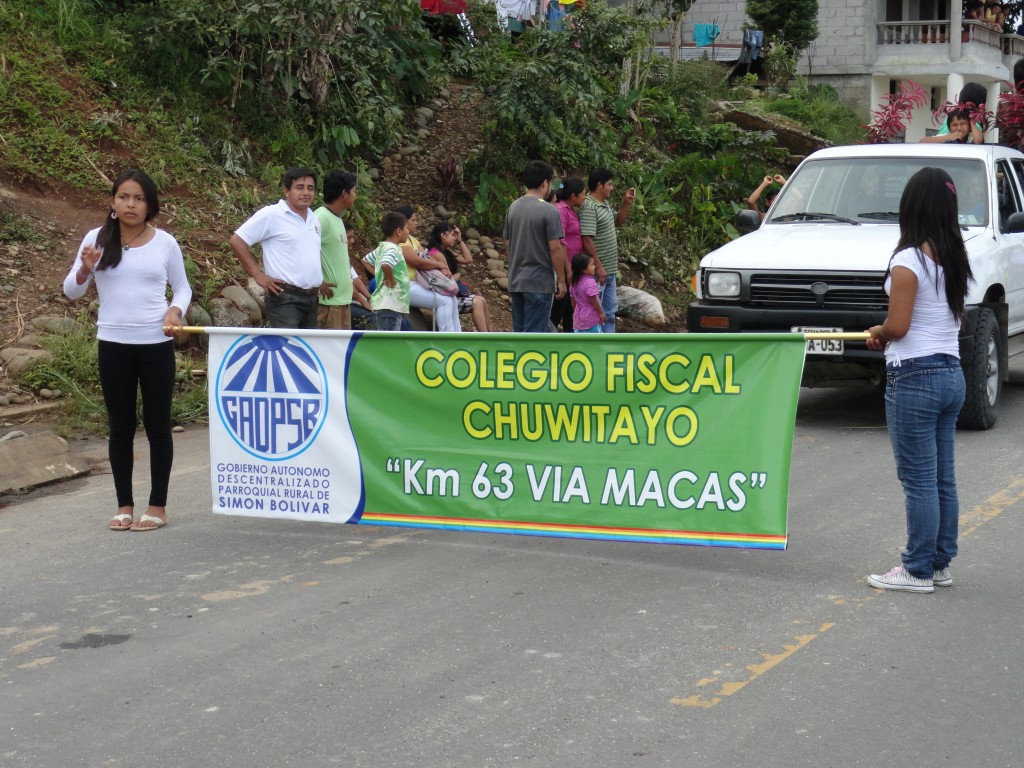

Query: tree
[746,0,819,53]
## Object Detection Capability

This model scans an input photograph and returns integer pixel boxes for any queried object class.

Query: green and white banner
[208,330,805,549]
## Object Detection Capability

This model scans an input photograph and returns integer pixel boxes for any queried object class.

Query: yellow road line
[960,475,1024,539]
[671,623,834,708]
[671,473,1024,709]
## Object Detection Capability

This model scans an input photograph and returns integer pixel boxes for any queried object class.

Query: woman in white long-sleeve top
[63,169,192,532]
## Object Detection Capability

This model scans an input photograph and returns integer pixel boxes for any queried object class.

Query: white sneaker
[867,565,934,593]
[933,567,952,587]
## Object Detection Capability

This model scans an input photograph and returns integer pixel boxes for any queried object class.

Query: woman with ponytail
[866,167,974,593]
[63,169,192,532]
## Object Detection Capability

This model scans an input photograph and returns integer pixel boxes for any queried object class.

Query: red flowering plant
[863,81,928,143]
[995,81,1024,150]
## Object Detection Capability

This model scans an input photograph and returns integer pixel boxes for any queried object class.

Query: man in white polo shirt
[229,167,325,329]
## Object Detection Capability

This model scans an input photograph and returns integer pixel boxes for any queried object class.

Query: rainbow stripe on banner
[360,512,789,550]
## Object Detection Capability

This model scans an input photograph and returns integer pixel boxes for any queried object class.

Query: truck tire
[958,307,1001,430]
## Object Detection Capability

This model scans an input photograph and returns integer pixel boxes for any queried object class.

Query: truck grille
[749,273,888,309]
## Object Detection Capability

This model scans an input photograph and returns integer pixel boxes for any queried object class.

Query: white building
[651,0,1023,140]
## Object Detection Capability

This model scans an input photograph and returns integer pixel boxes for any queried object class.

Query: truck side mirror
[735,209,761,235]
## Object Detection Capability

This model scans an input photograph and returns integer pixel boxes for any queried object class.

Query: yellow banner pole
[169,327,873,340]
[803,332,871,340]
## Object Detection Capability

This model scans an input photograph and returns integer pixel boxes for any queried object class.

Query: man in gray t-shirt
[504,160,566,333]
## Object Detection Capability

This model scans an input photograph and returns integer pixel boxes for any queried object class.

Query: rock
[415,107,434,120]
[380,157,393,169]
[399,145,421,157]
[479,235,492,245]
[207,298,252,328]
[368,167,381,180]
[30,315,84,334]
[245,278,267,313]
[391,153,402,163]
[51,389,62,398]
[172,425,185,433]
[431,98,445,110]
[497,277,509,291]
[39,388,54,399]
[650,269,666,286]
[417,129,430,140]
[489,269,507,279]
[616,285,666,327]
[487,259,506,271]
[485,248,500,260]
[465,228,481,240]
[434,205,450,217]
[0,395,8,406]
[0,348,53,377]
[187,304,212,327]
[222,284,263,324]
[439,88,451,99]
[468,244,481,255]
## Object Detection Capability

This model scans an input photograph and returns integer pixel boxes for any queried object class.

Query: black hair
[95,169,160,271]
[281,167,317,190]
[426,221,455,252]
[556,178,585,202]
[570,252,593,287]
[322,171,357,204]
[522,160,554,190]
[892,167,974,321]
[395,204,416,220]
[958,82,986,109]
[588,168,614,192]
[382,211,407,238]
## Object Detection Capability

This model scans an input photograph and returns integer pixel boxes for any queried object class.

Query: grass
[19,325,209,434]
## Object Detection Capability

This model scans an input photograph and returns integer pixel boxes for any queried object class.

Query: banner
[208,330,805,550]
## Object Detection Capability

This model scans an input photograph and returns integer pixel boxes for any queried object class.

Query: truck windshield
[767,157,988,226]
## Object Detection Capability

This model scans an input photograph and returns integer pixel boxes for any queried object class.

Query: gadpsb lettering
[220,395,321,454]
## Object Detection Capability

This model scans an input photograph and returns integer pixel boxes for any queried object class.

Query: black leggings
[97,340,176,508]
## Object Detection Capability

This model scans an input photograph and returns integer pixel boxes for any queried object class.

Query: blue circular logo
[215,335,328,461]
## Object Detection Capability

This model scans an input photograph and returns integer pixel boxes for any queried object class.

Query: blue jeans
[884,354,966,579]
[599,273,617,333]
[374,310,406,331]
[511,291,554,333]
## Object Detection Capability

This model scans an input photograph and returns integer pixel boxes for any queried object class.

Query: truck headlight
[706,272,740,298]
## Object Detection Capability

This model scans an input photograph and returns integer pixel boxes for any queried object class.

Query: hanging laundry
[693,23,721,47]
[737,29,763,63]
[495,0,537,21]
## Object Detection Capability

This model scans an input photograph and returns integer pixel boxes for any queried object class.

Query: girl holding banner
[63,169,192,532]
[865,168,973,593]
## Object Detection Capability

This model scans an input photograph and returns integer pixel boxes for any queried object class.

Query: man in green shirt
[315,170,358,329]
[579,168,635,333]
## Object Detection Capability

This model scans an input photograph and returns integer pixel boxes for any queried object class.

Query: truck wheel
[958,307,1001,430]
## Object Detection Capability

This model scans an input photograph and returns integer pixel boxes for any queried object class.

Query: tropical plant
[746,0,819,54]
[863,81,927,144]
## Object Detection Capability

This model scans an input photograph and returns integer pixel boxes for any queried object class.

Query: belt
[278,282,320,296]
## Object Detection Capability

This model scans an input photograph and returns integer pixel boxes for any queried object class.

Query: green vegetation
[1,0,866,431]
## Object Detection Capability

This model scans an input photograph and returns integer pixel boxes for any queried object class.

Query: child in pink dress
[569,253,606,333]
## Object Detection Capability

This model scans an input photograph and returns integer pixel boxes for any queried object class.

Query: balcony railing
[1002,33,1024,56]
[875,19,1016,47]
[877,20,951,45]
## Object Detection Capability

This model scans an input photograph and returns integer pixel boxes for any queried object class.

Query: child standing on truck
[865,167,974,593]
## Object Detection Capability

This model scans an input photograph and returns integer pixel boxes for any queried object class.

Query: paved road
[2,362,1023,767]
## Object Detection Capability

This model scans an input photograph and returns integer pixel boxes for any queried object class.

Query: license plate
[793,326,844,355]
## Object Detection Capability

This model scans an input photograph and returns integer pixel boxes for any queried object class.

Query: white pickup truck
[687,143,1024,429]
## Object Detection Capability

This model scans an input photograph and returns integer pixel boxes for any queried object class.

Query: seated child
[921,108,980,144]
[369,211,411,331]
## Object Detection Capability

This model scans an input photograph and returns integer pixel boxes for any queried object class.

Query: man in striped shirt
[580,168,635,333]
